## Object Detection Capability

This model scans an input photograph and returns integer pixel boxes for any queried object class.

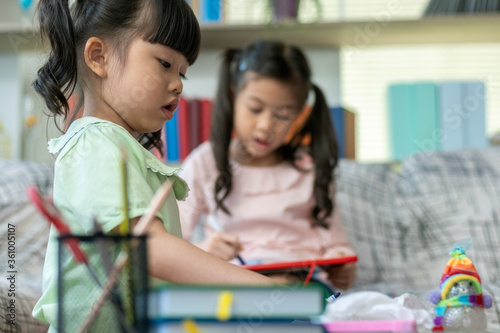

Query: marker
[326,291,341,303]
[206,215,246,265]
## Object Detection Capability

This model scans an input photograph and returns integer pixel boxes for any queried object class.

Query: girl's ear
[84,37,109,78]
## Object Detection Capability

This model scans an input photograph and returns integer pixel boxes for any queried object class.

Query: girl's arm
[318,199,357,289]
[319,199,356,258]
[146,218,274,285]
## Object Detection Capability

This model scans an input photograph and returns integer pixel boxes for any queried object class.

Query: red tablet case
[242,255,358,276]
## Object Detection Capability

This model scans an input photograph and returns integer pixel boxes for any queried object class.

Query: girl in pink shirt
[178,40,356,290]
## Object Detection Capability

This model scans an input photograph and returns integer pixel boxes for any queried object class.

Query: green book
[149,319,326,333]
[414,83,440,153]
[148,283,328,321]
[389,83,440,160]
[389,84,414,160]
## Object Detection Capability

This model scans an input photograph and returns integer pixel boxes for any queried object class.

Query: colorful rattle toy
[429,241,492,331]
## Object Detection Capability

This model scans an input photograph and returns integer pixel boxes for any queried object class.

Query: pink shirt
[178,142,355,263]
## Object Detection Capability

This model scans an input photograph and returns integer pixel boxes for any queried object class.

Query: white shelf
[2,15,500,52]
[200,15,500,49]
[0,22,42,52]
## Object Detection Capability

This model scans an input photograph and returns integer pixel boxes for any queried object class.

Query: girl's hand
[325,262,357,290]
[196,232,243,261]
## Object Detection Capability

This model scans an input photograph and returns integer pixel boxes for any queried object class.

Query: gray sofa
[337,147,500,331]
[0,160,52,332]
[1,146,499,332]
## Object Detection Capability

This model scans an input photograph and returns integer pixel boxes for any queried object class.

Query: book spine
[423,0,440,15]
[330,107,345,158]
[165,110,180,162]
[344,109,356,159]
[200,99,212,143]
[201,0,221,23]
[188,98,200,152]
[439,82,464,151]
[178,98,190,160]
[463,81,487,148]
[414,83,440,153]
[388,84,413,160]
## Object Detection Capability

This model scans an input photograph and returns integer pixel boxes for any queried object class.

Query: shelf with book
[199,15,500,48]
[387,81,487,160]
[2,15,500,52]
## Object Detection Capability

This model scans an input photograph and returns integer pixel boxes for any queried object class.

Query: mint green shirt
[32,117,188,332]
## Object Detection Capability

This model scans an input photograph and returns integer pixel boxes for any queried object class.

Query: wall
[183,48,341,106]
[0,54,21,159]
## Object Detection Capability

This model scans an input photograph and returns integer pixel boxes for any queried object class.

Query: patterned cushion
[0,159,53,332]
[0,159,53,207]
[337,147,500,288]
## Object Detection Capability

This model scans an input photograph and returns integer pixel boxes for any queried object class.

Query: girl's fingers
[327,263,357,290]
[199,233,243,261]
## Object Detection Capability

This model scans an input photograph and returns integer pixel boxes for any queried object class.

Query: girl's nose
[170,76,183,96]
[256,110,273,131]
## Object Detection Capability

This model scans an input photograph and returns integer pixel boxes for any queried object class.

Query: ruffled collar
[229,151,313,196]
[48,117,188,200]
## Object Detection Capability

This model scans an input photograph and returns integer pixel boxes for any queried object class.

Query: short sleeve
[55,125,158,233]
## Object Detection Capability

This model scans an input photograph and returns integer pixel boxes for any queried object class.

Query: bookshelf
[200,15,500,48]
[2,15,500,51]
[2,13,500,161]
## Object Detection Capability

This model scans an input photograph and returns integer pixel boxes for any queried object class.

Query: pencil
[133,180,173,236]
[206,215,246,265]
[119,148,130,235]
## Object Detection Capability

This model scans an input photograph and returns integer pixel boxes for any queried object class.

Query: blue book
[329,107,345,158]
[414,83,440,152]
[165,111,179,162]
[439,82,464,151]
[463,81,487,148]
[388,84,414,160]
[201,0,221,23]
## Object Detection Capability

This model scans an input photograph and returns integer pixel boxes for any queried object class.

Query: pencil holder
[56,234,148,333]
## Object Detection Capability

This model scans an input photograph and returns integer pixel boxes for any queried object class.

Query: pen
[326,291,341,303]
[206,215,246,265]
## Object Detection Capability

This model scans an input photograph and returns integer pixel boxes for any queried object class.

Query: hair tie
[238,57,248,72]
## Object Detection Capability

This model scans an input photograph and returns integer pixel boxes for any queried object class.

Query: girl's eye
[249,107,262,114]
[180,73,187,80]
[160,60,171,69]
[274,109,296,121]
[274,113,294,121]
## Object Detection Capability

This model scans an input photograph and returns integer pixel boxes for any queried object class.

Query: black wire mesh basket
[56,234,148,333]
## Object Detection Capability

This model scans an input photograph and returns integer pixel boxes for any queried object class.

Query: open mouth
[254,137,271,150]
[162,100,179,120]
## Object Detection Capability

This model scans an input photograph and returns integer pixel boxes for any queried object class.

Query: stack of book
[148,283,329,332]
[423,0,500,15]
[164,100,356,163]
[165,97,212,163]
[388,81,487,160]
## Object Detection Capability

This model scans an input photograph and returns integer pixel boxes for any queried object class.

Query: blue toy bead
[429,290,441,304]
[483,295,493,308]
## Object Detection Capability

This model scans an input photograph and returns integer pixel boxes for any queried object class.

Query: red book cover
[200,99,212,143]
[242,255,358,275]
[178,97,190,160]
[188,98,200,152]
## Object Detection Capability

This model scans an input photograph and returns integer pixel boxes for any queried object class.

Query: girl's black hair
[211,40,339,228]
[33,0,200,154]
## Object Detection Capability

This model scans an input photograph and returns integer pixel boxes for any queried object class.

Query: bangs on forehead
[141,0,200,65]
